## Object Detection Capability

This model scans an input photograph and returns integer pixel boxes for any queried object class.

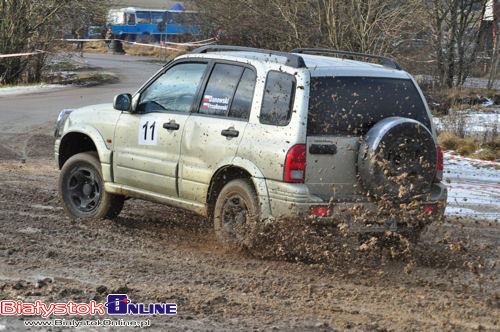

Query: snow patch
[433,106,500,137]
[0,84,68,97]
[444,156,500,221]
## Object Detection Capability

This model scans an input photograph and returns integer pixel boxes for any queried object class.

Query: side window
[260,71,296,126]
[200,64,243,116]
[136,11,151,24]
[228,68,256,119]
[127,14,135,25]
[151,12,163,24]
[138,63,207,113]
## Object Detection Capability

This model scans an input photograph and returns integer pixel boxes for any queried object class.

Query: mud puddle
[0,127,498,330]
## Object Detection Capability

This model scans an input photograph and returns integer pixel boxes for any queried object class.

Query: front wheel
[59,152,124,219]
[213,179,260,248]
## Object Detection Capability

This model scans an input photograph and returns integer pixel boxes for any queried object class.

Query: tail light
[423,205,438,213]
[284,144,306,183]
[434,145,443,182]
[310,206,332,217]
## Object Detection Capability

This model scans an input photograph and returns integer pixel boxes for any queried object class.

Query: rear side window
[260,71,296,126]
[200,64,244,116]
[228,68,256,119]
[307,77,430,136]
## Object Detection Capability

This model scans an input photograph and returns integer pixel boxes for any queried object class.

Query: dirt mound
[26,134,55,159]
[0,145,19,160]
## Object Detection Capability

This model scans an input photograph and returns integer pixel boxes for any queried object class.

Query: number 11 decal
[138,116,158,146]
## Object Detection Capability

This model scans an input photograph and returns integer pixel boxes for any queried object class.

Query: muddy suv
[54,46,447,246]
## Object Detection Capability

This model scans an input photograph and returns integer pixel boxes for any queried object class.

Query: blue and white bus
[107,7,199,42]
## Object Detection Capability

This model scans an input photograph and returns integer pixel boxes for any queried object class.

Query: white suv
[54,46,447,246]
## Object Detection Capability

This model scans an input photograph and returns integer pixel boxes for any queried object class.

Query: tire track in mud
[0,142,499,329]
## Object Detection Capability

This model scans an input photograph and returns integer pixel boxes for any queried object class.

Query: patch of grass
[69,73,118,86]
[438,132,478,156]
[47,72,118,86]
[438,133,499,160]
[474,138,500,161]
[438,132,462,150]
[57,40,190,59]
[479,164,500,170]
[456,138,478,156]
[420,83,499,115]
[48,61,81,71]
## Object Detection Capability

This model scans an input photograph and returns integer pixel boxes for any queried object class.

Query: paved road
[0,53,163,133]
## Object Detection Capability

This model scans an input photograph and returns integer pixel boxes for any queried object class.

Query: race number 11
[138,117,158,146]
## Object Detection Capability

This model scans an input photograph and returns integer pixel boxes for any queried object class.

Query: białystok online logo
[0,295,176,318]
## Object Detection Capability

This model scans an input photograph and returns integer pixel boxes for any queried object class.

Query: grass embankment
[438,133,499,160]
[58,40,189,59]
[0,61,118,89]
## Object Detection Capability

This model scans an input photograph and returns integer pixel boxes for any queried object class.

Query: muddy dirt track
[0,124,499,331]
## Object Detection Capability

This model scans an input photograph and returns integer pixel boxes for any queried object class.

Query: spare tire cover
[358,117,437,200]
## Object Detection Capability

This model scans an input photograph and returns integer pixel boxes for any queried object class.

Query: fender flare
[229,157,274,221]
[59,125,113,181]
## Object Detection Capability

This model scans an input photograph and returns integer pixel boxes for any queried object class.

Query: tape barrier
[444,153,500,166]
[0,37,215,58]
[402,57,436,63]
[0,50,46,58]
[446,184,500,190]
[60,38,215,48]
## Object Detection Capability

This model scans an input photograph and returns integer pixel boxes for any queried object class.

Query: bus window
[151,12,164,24]
[126,13,135,25]
[166,12,180,24]
[136,11,151,24]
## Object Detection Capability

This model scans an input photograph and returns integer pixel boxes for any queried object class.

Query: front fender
[59,125,113,182]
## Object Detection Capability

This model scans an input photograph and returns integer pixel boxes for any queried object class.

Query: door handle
[163,122,180,130]
[309,144,337,155]
[221,129,239,138]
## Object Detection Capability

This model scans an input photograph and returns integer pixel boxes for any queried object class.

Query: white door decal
[138,116,158,146]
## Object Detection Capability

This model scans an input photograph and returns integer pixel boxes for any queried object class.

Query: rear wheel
[213,179,260,248]
[59,152,124,219]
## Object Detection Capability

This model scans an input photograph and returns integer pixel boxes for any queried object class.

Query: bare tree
[429,0,486,88]
[0,0,108,85]
[193,0,426,56]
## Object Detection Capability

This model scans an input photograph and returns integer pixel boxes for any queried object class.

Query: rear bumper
[265,179,447,232]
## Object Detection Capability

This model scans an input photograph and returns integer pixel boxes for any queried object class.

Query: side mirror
[113,93,132,111]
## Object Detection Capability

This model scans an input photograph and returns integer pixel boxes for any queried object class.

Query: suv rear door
[305,76,432,201]
[179,62,257,204]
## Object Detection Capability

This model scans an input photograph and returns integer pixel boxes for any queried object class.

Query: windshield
[107,11,125,25]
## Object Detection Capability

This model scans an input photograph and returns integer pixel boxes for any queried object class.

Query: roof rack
[290,48,402,70]
[191,45,307,69]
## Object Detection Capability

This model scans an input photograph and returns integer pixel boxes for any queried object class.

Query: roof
[182,51,410,79]
[169,4,185,11]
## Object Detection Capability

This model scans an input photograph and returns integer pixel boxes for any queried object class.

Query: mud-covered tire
[358,117,437,200]
[59,152,124,219]
[213,179,260,248]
